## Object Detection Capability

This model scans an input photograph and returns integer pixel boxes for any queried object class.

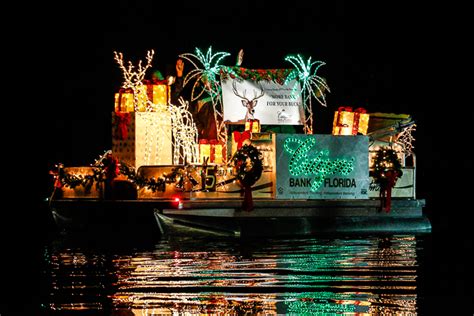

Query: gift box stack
[112,81,172,169]
[332,106,370,136]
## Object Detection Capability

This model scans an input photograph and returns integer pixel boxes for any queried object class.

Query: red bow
[338,106,353,112]
[233,130,251,150]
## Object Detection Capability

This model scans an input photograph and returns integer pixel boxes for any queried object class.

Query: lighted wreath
[231,144,263,211]
[232,144,263,187]
[371,147,403,212]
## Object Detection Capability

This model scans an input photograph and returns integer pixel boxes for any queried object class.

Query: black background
[4,1,472,314]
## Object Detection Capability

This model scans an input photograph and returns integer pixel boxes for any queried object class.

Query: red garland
[114,112,131,140]
[233,130,251,150]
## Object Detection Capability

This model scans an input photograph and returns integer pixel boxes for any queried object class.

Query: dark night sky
[15,1,471,208]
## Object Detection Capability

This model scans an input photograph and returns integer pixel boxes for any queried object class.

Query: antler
[232,81,249,101]
[252,83,265,100]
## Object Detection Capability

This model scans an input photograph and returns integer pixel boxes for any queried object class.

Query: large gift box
[112,111,173,169]
[332,106,370,135]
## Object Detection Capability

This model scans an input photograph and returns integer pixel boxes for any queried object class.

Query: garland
[231,144,263,211]
[220,66,294,85]
[50,151,182,194]
[371,147,403,212]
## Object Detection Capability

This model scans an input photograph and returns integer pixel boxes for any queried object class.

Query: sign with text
[275,134,369,199]
[221,71,304,125]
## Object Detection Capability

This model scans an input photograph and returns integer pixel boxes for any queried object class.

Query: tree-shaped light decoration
[179,47,231,159]
[114,50,154,111]
[284,54,330,134]
[168,98,199,165]
[395,124,416,158]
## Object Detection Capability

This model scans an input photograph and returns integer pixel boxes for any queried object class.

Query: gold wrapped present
[332,106,370,135]
[199,139,223,164]
[114,83,169,112]
[245,119,260,133]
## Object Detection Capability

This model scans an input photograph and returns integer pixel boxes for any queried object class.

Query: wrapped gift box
[60,167,103,199]
[112,111,173,169]
[245,119,260,133]
[199,139,223,164]
[114,84,169,112]
[332,106,370,135]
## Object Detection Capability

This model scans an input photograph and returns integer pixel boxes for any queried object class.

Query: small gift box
[245,119,260,133]
[142,80,169,110]
[114,88,135,112]
[114,86,148,112]
[332,106,370,135]
[199,139,223,164]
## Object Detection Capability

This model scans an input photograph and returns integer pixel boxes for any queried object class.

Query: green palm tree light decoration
[179,47,231,158]
[284,54,330,134]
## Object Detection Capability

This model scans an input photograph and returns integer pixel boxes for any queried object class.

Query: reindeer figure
[232,81,265,121]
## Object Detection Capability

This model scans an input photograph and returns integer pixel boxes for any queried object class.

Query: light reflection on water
[41,235,421,315]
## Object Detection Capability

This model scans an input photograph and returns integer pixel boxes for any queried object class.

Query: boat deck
[50,198,431,237]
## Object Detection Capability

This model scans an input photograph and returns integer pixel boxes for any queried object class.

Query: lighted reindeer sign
[232,81,265,121]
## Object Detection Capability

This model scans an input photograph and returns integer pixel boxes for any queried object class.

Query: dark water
[13,231,465,315]
[2,198,472,315]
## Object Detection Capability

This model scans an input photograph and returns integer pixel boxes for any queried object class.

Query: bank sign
[275,134,369,199]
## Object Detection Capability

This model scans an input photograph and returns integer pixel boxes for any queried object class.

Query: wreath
[231,144,263,211]
[371,147,403,212]
[232,144,263,187]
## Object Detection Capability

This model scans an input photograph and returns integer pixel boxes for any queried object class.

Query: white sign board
[221,74,304,125]
[275,134,369,199]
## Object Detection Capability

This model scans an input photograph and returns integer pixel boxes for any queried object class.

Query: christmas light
[284,54,330,134]
[395,124,416,157]
[179,46,233,161]
[114,50,155,112]
[283,137,354,192]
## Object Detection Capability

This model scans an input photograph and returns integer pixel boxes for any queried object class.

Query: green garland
[51,151,182,193]
[220,66,294,85]
[231,144,263,187]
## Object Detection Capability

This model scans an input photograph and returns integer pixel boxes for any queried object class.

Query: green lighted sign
[276,134,369,199]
